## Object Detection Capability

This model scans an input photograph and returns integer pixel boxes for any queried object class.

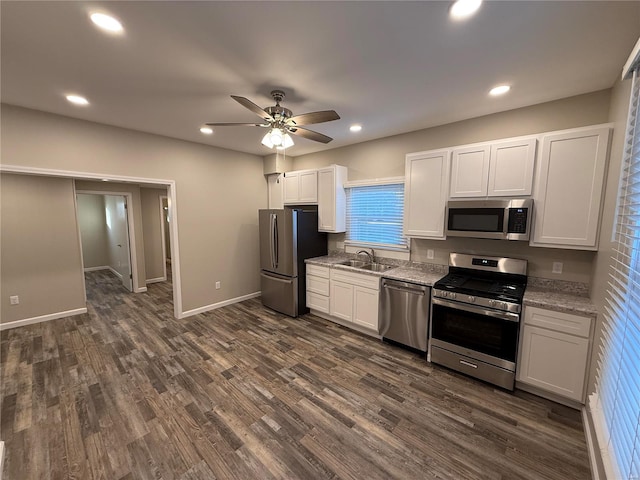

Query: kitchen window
[592,62,640,479]
[345,180,408,250]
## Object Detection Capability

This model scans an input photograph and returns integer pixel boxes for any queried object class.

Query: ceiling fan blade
[230,95,273,121]
[287,110,340,126]
[288,126,333,144]
[205,122,268,127]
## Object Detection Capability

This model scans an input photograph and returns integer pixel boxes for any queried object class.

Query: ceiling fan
[206,90,340,149]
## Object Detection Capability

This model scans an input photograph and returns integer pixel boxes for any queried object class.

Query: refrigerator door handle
[260,272,293,284]
[269,213,275,270]
[273,214,279,269]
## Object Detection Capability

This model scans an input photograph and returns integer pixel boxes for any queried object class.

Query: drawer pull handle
[459,360,478,369]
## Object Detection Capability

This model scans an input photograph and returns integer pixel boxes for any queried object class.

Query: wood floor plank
[0,268,592,479]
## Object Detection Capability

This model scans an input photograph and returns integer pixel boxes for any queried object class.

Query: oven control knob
[501,302,508,310]
[450,292,457,299]
[468,296,475,303]
[489,299,496,307]
[440,291,447,298]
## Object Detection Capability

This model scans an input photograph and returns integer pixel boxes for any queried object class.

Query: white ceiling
[2,1,639,157]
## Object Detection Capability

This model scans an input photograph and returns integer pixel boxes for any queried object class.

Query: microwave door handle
[503,208,510,236]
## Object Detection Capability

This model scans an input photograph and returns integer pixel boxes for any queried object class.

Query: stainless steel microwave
[446,198,533,241]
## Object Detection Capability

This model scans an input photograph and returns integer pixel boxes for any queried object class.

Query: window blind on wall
[597,68,640,479]
[345,183,408,249]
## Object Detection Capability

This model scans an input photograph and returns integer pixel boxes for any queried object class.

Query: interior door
[105,195,133,291]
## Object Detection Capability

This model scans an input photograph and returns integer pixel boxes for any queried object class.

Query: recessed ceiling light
[450,0,482,20]
[489,85,511,96]
[90,13,123,33]
[101,179,109,182]
[350,125,362,132]
[200,127,214,135]
[66,94,89,106]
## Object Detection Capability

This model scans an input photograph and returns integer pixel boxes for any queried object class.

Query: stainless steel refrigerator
[259,207,327,317]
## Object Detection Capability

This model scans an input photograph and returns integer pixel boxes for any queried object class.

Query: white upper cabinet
[450,137,537,198]
[283,169,318,204]
[488,138,537,196]
[317,165,348,233]
[404,149,451,239]
[530,125,611,249]
[450,145,491,197]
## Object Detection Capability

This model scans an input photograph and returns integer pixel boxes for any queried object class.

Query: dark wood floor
[1,269,591,480]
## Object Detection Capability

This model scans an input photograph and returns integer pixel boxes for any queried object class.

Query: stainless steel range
[430,253,527,390]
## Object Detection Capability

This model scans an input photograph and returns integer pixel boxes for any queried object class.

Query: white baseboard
[308,309,381,339]
[0,441,4,480]
[135,287,148,293]
[146,276,166,284]
[179,292,260,319]
[83,265,109,272]
[0,307,87,331]
[108,267,123,279]
[583,404,602,480]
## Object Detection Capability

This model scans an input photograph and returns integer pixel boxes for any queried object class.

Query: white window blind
[597,68,640,479]
[345,182,408,249]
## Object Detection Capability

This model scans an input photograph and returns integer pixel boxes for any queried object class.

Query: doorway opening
[76,192,135,292]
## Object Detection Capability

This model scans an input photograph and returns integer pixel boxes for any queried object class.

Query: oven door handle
[432,297,520,323]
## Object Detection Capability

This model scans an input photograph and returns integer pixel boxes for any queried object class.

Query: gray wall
[141,187,168,281]
[1,173,86,324]
[292,90,613,284]
[76,194,109,269]
[1,104,266,317]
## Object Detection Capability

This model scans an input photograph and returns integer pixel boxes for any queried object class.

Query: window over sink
[345,180,408,250]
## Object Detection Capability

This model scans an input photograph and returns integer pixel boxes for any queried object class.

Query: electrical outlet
[215,281,221,290]
[552,262,563,274]
[427,249,435,260]
[9,295,19,305]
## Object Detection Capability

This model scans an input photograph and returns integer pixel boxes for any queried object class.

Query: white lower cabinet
[517,306,592,403]
[306,265,330,314]
[306,265,380,333]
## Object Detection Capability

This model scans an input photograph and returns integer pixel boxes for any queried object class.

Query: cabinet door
[283,172,300,204]
[517,324,589,402]
[307,291,329,313]
[352,286,379,331]
[267,173,284,209]
[450,145,490,198]
[298,170,318,203]
[318,166,347,233]
[330,280,353,322]
[488,138,536,197]
[531,126,610,249]
[404,150,450,238]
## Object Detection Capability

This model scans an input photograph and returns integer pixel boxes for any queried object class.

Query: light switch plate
[427,249,435,260]
[552,262,563,274]
[9,295,19,305]
[215,281,221,290]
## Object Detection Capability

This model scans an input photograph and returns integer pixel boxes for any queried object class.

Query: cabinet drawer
[523,306,591,338]
[330,269,380,290]
[306,264,330,278]
[306,274,329,296]
[307,291,329,313]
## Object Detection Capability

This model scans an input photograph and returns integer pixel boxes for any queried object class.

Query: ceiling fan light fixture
[269,128,284,146]
[278,134,294,149]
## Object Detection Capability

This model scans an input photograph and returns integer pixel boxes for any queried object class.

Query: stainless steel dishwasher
[380,278,430,352]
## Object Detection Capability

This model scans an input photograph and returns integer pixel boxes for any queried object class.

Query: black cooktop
[434,271,526,303]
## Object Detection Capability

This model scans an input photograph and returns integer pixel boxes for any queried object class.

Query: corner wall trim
[179,292,261,319]
[0,307,87,331]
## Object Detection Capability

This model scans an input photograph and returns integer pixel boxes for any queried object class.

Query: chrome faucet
[356,249,375,263]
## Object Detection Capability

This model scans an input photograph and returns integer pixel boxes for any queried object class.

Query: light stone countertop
[306,255,598,317]
[523,286,597,318]
[305,255,447,286]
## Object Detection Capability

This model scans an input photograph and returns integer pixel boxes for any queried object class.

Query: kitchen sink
[336,259,394,272]
[337,259,369,268]
[360,263,394,272]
